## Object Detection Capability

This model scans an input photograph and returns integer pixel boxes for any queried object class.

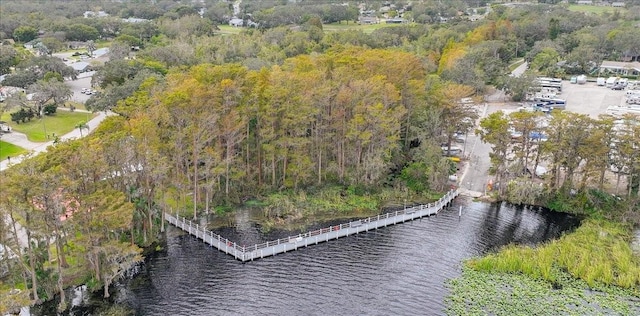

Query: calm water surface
[119,198,580,316]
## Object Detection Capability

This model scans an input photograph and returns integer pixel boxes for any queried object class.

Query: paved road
[458,103,494,195]
[458,62,527,196]
[510,61,528,77]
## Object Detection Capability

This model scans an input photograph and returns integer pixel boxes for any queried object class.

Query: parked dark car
[612,84,625,90]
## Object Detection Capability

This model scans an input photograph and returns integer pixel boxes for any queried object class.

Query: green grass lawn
[65,101,87,111]
[567,4,627,15]
[0,111,96,142]
[323,21,405,34]
[215,25,245,36]
[0,140,27,161]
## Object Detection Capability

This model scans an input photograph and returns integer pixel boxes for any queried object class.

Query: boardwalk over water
[165,189,459,262]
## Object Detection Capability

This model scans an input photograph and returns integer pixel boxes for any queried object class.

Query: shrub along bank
[214,185,446,232]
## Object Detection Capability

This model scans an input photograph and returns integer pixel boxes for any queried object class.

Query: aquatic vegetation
[446,219,640,315]
[446,267,640,316]
[467,219,640,289]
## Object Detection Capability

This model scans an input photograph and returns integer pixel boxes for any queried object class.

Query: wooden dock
[164,189,459,262]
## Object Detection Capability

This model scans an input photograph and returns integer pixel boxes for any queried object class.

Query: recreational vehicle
[576,75,587,84]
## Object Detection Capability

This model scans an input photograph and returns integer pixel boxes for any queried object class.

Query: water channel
[125,198,579,315]
[33,198,581,315]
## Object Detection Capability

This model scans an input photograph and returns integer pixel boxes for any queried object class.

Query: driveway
[0,110,114,171]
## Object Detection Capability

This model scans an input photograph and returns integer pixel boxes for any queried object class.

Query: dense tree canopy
[2,1,640,311]
[478,111,639,202]
[12,25,38,42]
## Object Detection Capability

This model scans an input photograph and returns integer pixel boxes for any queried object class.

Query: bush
[400,162,429,193]
[10,108,35,123]
[43,104,57,115]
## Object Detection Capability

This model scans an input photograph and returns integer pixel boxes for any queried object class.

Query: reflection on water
[120,198,580,316]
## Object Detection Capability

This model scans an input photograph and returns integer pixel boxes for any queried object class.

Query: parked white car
[626,90,640,96]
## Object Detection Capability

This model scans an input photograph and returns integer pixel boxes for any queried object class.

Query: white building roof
[93,47,109,57]
[123,17,149,23]
[601,61,640,72]
[71,61,90,71]
[229,18,244,26]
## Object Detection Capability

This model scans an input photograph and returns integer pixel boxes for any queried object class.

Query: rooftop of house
[71,61,91,71]
[601,61,640,71]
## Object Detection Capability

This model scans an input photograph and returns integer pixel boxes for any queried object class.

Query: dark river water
[33,198,581,316]
[125,198,579,316]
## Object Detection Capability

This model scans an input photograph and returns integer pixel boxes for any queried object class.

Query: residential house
[122,17,149,23]
[385,18,406,24]
[229,18,244,27]
[71,61,91,73]
[23,39,40,49]
[599,60,640,77]
[358,16,379,24]
[92,47,109,57]
[83,11,109,18]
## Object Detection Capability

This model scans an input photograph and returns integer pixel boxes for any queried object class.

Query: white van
[626,90,640,96]
[596,77,606,86]
[606,77,618,88]
[618,78,628,87]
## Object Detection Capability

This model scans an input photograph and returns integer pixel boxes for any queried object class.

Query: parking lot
[560,81,630,118]
[460,78,637,194]
[66,74,94,104]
